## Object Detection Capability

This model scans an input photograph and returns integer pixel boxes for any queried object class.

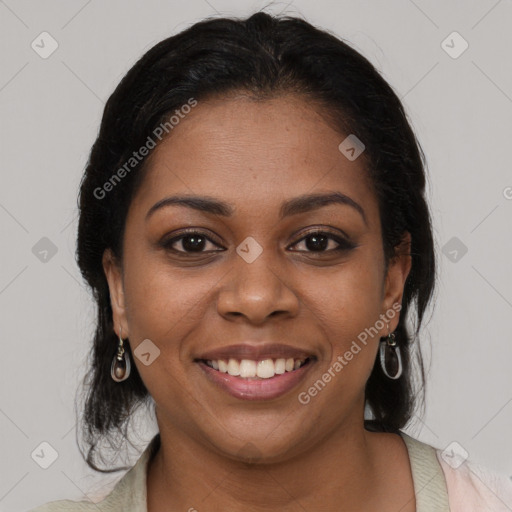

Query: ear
[381,231,412,332]
[102,248,129,339]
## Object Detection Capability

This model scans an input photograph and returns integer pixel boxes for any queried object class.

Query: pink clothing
[436,451,512,511]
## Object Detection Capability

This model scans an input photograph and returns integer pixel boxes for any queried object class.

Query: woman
[30,11,512,512]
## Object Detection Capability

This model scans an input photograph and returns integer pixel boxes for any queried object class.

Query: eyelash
[160,228,357,255]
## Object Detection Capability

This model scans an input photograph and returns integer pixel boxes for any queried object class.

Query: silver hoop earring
[379,327,403,380]
[111,326,131,382]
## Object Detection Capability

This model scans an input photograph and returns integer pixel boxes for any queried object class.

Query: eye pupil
[305,233,329,252]
[182,234,206,252]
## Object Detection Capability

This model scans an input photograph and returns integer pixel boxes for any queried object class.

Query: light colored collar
[99,433,160,511]
[400,431,450,511]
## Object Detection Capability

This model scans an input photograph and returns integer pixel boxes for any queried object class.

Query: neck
[147,412,389,511]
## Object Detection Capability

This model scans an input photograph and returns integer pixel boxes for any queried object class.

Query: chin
[202,419,312,465]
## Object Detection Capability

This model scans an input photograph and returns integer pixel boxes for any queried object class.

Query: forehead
[129,94,377,222]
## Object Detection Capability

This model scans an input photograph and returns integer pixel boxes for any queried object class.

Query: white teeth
[256,359,275,379]
[227,358,240,376]
[206,356,309,378]
[274,358,286,374]
[239,359,257,378]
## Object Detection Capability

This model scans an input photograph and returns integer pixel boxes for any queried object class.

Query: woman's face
[104,93,410,462]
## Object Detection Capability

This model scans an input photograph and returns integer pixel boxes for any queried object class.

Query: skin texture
[103,93,415,511]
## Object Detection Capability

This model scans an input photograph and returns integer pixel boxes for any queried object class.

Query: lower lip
[197,360,315,401]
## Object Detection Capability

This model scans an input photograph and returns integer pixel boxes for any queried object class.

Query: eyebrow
[145,192,367,225]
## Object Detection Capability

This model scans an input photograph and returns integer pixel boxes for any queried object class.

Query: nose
[216,248,300,325]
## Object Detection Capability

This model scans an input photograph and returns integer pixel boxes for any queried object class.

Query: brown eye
[289,230,356,253]
[160,230,224,254]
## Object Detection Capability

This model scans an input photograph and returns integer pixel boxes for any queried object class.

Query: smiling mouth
[197,357,315,379]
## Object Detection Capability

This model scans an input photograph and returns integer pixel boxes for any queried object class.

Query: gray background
[1,0,511,510]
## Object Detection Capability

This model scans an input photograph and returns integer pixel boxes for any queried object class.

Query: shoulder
[27,480,133,512]
[28,433,161,512]
[27,499,107,512]
[27,488,123,512]
[26,469,129,512]
[400,432,512,511]
[434,447,512,512]
[401,431,512,511]
[27,470,136,512]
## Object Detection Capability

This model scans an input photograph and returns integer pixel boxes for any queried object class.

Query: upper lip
[195,343,316,362]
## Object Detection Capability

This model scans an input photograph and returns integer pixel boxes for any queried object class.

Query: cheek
[124,263,213,342]
[303,250,385,374]
[120,259,211,407]
[312,252,384,328]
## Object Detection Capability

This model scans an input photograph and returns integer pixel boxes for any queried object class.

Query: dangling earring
[111,326,131,382]
[379,324,403,380]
